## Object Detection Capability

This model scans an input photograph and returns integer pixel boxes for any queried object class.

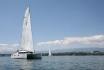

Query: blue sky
[0,0,104,52]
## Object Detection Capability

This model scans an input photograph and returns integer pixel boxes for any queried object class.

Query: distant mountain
[1,47,104,54]
[0,51,15,54]
[36,47,104,53]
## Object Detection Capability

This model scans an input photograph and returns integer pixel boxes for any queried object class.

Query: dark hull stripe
[27,54,42,59]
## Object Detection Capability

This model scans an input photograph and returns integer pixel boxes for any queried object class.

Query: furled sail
[20,7,34,52]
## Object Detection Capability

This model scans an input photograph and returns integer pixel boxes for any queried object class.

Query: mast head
[28,5,30,12]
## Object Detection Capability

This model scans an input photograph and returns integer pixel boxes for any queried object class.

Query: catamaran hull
[27,54,42,59]
[11,53,42,59]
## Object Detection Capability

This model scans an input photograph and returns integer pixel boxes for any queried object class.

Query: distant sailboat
[48,49,52,56]
[11,7,42,59]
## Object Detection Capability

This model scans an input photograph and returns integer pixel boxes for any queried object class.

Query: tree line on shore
[1,51,104,56]
[42,52,104,56]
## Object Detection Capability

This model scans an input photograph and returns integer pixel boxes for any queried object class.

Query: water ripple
[0,56,104,70]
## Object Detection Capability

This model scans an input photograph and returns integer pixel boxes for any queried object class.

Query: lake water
[0,56,104,70]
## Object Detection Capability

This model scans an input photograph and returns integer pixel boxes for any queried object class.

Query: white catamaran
[11,7,42,59]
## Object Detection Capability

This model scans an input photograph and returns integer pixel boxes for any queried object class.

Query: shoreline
[1,52,104,56]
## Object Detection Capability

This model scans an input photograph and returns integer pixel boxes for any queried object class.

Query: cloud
[37,35,104,46]
[0,47,13,51]
[12,44,19,47]
[37,40,63,46]
[0,44,8,47]
[0,44,19,52]
[0,44,12,51]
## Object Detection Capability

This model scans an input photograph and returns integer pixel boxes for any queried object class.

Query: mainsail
[20,7,34,52]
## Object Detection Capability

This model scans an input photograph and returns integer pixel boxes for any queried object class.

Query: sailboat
[48,49,51,56]
[11,7,42,59]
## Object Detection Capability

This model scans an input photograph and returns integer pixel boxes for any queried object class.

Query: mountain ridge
[1,47,104,54]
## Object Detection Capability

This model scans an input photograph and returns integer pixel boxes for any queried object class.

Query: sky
[0,0,104,52]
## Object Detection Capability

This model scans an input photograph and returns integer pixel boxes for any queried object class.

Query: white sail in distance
[20,7,34,53]
[48,49,51,56]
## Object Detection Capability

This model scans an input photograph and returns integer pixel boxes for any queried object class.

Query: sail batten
[20,7,34,53]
